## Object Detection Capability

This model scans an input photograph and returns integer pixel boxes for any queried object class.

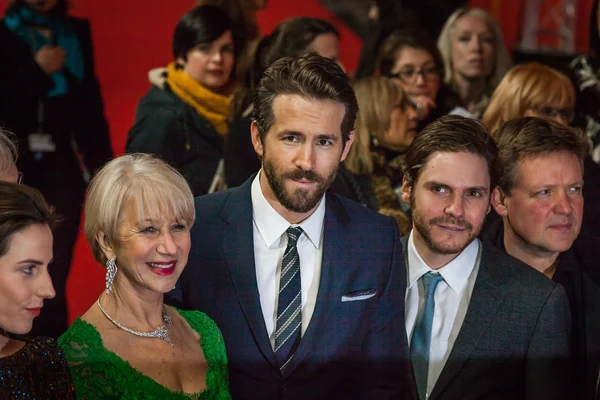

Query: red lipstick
[26,308,42,316]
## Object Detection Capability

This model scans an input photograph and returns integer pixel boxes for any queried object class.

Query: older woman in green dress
[58,154,231,399]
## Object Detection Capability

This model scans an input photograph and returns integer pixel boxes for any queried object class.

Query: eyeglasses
[17,172,23,185]
[531,107,574,124]
[386,66,441,83]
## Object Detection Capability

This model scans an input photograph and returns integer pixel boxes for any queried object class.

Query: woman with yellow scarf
[127,5,236,196]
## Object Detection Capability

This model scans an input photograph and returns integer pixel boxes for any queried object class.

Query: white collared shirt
[405,231,481,398]
[251,172,325,349]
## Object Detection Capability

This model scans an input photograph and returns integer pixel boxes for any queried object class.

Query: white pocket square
[341,289,377,302]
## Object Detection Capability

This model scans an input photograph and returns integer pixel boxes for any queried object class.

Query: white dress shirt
[405,231,481,398]
[251,172,325,349]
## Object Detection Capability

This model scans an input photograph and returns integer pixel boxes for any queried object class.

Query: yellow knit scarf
[165,62,231,136]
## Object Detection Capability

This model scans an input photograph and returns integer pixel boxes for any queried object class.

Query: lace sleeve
[58,319,126,400]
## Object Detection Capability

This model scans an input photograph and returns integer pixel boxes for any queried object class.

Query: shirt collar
[251,171,325,249]
[407,231,480,295]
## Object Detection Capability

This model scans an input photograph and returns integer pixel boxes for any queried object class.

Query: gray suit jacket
[402,236,572,400]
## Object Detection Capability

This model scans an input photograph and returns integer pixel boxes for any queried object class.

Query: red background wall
[0,0,593,322]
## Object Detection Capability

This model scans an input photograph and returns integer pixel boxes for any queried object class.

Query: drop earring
[105,257,117,294]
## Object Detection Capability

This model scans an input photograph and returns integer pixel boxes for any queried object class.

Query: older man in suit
[400,115,571,400]
[482,117,600,399]
[169,54,409,400]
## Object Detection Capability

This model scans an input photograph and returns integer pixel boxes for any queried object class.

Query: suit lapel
[282,193,352,377]
[220,179,277,367]
[429,244,507,400]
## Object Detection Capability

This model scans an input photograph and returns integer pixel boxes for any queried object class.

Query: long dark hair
[232,17,340,119]
[0,182,57,258]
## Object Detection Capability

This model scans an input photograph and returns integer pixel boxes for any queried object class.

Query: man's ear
[401,176,412,204]
[491,186,509,217]
[340,130,355,162]
[96,231,115,262]
[251,121,264,159]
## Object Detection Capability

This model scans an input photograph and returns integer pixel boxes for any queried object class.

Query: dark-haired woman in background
[0,182,75,399]
[224,16,342,189]
[376,29,466,131]
[0,0,113,339]
[126,5,237,196]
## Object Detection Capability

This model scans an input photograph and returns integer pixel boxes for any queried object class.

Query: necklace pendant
[157,326,173,346]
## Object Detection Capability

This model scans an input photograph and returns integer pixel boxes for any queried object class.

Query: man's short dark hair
[253,53,357,145]
[172,5,234,61]
[403,115,501,189]
[494,117,590,194]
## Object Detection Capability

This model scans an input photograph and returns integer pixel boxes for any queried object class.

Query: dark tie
[411,271,444,400]
[274,226,303,371]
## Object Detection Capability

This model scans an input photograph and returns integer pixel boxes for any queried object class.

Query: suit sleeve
[359,216,410,399]
[526,283,571,400]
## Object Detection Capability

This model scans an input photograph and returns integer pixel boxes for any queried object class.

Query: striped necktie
[274,226,303,371]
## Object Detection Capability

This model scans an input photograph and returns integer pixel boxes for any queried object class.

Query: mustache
[283,169,323,183]
[429,215,473,231]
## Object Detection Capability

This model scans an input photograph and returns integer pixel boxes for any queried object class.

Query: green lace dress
[58,309,231,400]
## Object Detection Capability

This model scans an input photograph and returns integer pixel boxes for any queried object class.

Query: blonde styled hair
[438,8,512,94]
[344,77,405,175]
[84,154,195,265]
[482,63,576,135]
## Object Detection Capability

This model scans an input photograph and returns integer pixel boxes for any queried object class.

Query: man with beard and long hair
[167,53,409,400]
[400,115,571,400]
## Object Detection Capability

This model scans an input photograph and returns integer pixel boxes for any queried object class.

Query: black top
[0,337,75,399]
[127,85,224,196]
[482,213,600,400]
[0,17,112,182]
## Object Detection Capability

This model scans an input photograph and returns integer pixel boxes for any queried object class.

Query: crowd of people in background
[1,0,600,398]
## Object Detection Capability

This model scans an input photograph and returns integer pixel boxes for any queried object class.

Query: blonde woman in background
[482,62,575,133]
[345,76,418,235]
[438,8,511,118]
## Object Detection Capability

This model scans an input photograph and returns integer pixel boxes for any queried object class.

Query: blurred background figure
[59,154,230,399]
[225,16,342,188]
[0,182,75,399]
[376,29,466,131]
[196,0,269,81]
[483,63,576,132]
[343,76,418,234]
[570,0,600,164]
[0,0,113,338]
[438,8,512,119]
[0,128,19,183]
[482,61,600,286]
[127,5,237,196]
[348,0,467,79]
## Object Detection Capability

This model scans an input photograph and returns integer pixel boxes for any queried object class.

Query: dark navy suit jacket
[168,177,410,400]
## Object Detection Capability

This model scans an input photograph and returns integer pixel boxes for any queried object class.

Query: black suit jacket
[402,237,572,400]
[169,177,410,400]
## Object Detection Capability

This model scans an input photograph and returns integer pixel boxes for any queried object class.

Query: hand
[34,45,66,75]
[411,95,436,120]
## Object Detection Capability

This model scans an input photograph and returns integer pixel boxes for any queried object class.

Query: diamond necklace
[97,297,173,346]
